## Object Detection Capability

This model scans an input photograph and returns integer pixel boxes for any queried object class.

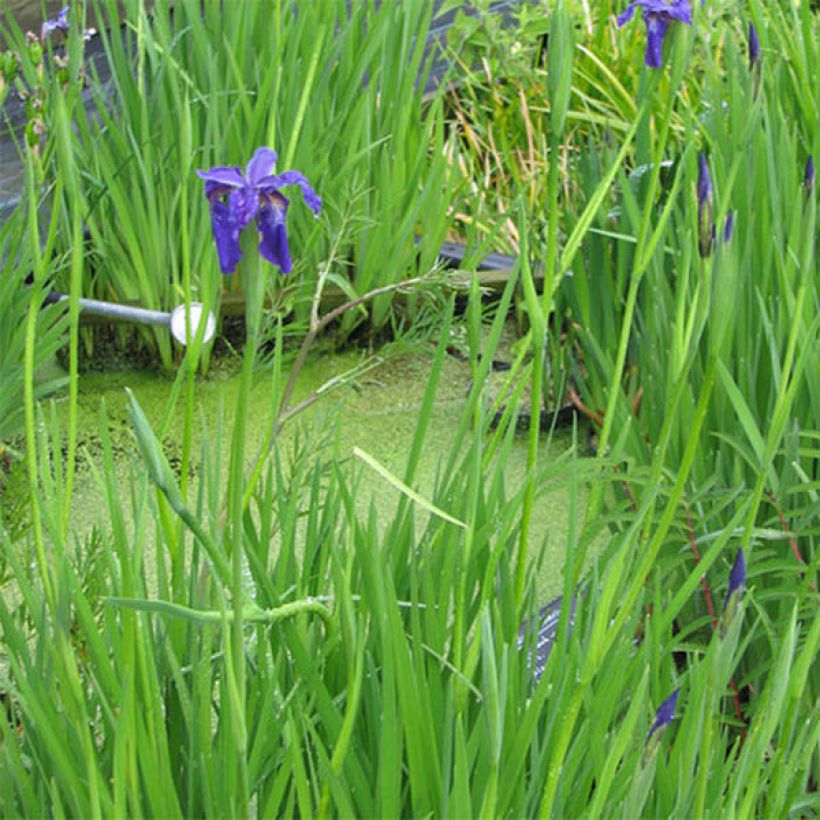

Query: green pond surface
[55,347,581,603]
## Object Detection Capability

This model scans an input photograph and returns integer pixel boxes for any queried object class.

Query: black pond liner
[518,593,577,683]
[430,239,520,273]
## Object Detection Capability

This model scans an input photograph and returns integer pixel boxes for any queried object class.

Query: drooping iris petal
[245,148,279,188]
[207,198,244,275]
[260,170,323,214]
[256,192,293,274]
[617,2,639,27]
[644,14,672,68]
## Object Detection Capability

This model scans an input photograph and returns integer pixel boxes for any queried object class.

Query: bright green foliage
[2,0,459,366]
[0,216,68,443]
[0,0,817,816]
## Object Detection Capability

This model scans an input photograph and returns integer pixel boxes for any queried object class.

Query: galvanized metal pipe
[46,291,216,346]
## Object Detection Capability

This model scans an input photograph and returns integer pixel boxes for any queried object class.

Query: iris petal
[256,193,293,274]
[259,171,323,214]
[644,14,671,68]
[666,0,693,24]
[196,166,246,189]
[207,198,243,275]
[245,148,279,187]
[229,188,260,231]
[616,3,638,27]
[617,1,692,68]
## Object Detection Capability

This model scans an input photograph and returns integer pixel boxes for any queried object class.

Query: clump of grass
[0,0,817,815]
[1,0,463,367]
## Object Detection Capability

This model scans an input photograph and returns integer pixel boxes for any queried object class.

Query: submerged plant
[196,147,322,275]
[616,0,693,69]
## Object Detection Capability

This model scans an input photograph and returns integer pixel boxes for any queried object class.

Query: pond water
[55,346,581,603]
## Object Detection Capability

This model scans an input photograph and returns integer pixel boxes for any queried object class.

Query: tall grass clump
[1,0,460,366]
[0,0,817,816]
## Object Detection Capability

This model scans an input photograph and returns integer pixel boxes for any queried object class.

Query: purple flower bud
[724,548,746,608]
[748,23,760,72]
[804,156,816,198]
[720,548,746,636]
[723,210,734,244]
[697,154,715,258]
[697,154,712,205]
[646,688,680,745]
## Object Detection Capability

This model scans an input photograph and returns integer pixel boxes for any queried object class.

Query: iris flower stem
[517,132,561,609]
[22,153,53,613]
[178,96,195,505]
[587,70,666,522]
[51,85,84,544]
[226,254,265,814]
[107,596,333,629]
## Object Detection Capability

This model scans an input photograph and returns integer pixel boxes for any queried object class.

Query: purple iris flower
[646,688,680,744]
[196,147,321,275]
[617,0,693,69]
[40,5,96,44]
[40,6,69,40]
[697,153,715,258]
